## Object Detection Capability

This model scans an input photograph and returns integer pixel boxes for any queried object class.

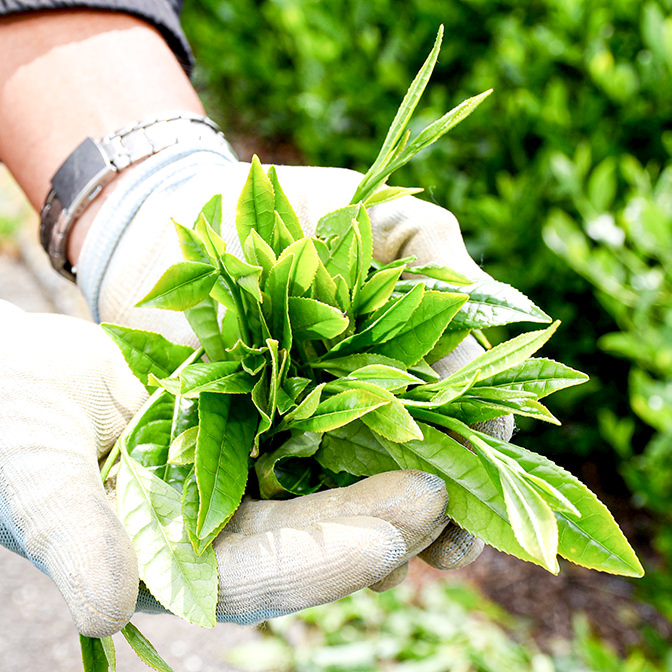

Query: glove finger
[0,432,139,637]
[418,522,484,570]
[213,515,406,624]
[368,562,409,593]
[227,470,450,557]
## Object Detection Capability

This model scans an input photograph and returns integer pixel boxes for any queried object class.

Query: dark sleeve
[0,0,193,73]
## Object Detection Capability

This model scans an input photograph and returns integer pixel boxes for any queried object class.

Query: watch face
[51,137,109,209]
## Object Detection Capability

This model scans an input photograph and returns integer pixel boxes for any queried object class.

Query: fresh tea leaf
[136,261,218,311]
[121,623,176,672]
[236,155,275,247]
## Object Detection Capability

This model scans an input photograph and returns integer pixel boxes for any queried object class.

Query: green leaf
[264,253,293,349]
[136,261,218,311]
[195,394,255,542]
[480,432,644,577]
[168,426,198,465]
[426,329,470,364]
[80,635,111,672]
[316,421,399,476]
[498,466,559,573]
[267,165,304,240]
[176,361,254,397]
[124,392,174,471]
[101,324,195,389]
[435,322,560,389]
[312,353,409,377]
[316,204,360,242]
[340,381,423,443]
[475,357,589,399]
[272,211,295,255]
[100,637,116,672]
[377,422,539,567]
[236,155,275,247]
[279,238,320,296]
[116,452,217,626]
[174,220,211,264]
[255,432,322,498]
[396,277,551,329]
[288,297,349,340]
[282,383,325,424]
[353,265,405,315]
[344,364,424,391]
[184,297,226,362]
[195,213,227,258]
[404,262,472,286]
[287,388,388,433]
[372,290,467,365]
[362,186,424,208]
[221,252,263,303]
[243,229,276,283]
[326,282,425,357]
[351,26,444,204]
[443,392,561,425]
[121,623,176,672]
[200,194,224,235]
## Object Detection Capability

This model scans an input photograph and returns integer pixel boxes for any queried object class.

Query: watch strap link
[40,113,234,281]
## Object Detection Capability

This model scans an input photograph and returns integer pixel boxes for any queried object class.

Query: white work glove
[0,300,476,637]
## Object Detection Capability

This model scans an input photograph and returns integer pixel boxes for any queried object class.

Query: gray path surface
[0,179,265,670]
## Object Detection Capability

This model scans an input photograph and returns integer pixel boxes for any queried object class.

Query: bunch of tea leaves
[86,26,642,672]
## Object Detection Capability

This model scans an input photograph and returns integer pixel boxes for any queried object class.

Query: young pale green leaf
[475,357,589,399]
[100,637,116,672]
[185,297,226,362]
[282,383,325,424]
[386,90,493,177]
[264,253,293,349]
[310,255,340,307]
[404,262,472,286]
[177,361,254,397]
[344,364,424,391]
[100,324,195,388]
[170,395,198,444]
[255,431,322,498]
[282,377,311,402]
[195,214,227,258]
[316,204,360,242]
[353,265,405,315]
[271,211,295,255]
[267,165,304,240]
[121,623,176,672]
[443,394,560,425]
[288,297,349,340]
[312,353,408,377]
[287,388,388,433]
[323,224,358,290]
[236,155,275,248]
[199,194,224,235]
[168,426,198,465]
[195,394,256,542]
[363,186,424,208]
[123,392,174,471]
[221,252,263,303]
[372,290,467,366]
[325,282,425,357]
[351,26,444,204]
[174,220,211,264]
[243,228,277,283]
[136,261,218,311]
[353,205,373,291]
[209,276,237,312]
[116,452,218,626]
[433,322,560,389]
[316,420,399,476]
[80,635,111,672]
[498,466,560,573]
[279,238,320,296]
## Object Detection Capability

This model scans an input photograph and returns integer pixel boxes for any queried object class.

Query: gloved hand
[72,144,511,596]
[0,300,479,637]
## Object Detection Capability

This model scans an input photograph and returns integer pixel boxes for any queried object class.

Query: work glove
[0,300,476,637]
[74,143,511,593]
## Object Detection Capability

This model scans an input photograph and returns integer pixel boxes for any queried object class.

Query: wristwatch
[39,113,235,281]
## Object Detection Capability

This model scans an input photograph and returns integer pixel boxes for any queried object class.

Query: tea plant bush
[181,0,672,465]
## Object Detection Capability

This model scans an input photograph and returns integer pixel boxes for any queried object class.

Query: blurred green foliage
[181,0,672,617]
[222,583,672,671]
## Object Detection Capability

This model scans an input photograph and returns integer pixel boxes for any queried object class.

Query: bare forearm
[0,10,204,259]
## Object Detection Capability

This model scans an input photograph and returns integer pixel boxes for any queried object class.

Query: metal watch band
[39,113,235,282]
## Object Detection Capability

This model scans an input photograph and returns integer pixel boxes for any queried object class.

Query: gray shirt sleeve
[0,0,193,73]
